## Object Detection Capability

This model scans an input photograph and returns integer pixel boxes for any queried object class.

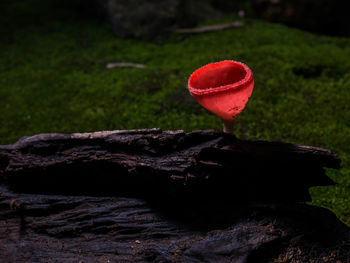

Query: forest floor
[0,0,349,225]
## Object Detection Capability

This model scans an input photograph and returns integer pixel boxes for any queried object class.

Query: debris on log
[0,129,348,263]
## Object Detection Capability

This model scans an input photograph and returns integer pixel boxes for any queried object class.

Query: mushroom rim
[188,60,253,96]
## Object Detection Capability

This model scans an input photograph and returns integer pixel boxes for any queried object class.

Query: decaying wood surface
[0,129,348,262]
[0,129,340,201]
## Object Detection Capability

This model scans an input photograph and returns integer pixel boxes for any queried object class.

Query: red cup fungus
[188,60,254,133]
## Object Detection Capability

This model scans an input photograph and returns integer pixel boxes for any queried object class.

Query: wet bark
[0,129,348,262]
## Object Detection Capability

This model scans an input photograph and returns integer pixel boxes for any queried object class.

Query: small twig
[176,21,243,34]
[106,62,146,69]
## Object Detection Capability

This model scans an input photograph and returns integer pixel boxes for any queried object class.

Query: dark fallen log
[0,129,340,201]
[0,187,349,263]
[0,129,348,262]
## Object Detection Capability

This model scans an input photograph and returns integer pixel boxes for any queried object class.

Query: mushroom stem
[222,119,234,133]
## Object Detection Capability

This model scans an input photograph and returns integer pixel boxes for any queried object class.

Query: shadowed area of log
[0,129,348,262]
[0,129,340,202]
[0,185,349,263]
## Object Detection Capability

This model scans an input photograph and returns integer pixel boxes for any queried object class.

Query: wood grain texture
[0,129,348,262]
[0,129,340,201]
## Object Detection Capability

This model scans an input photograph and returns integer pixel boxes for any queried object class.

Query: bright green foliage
[1,1,350,225]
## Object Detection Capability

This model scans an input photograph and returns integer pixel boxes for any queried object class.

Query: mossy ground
[1,1,350,225]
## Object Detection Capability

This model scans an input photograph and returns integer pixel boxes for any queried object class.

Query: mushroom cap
[188,60,254,121]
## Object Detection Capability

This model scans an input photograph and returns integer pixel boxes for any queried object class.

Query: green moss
[1,0,350,225]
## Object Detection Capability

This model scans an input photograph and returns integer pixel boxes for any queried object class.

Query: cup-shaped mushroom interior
[188,61,254,121]
[190,61,247,91]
